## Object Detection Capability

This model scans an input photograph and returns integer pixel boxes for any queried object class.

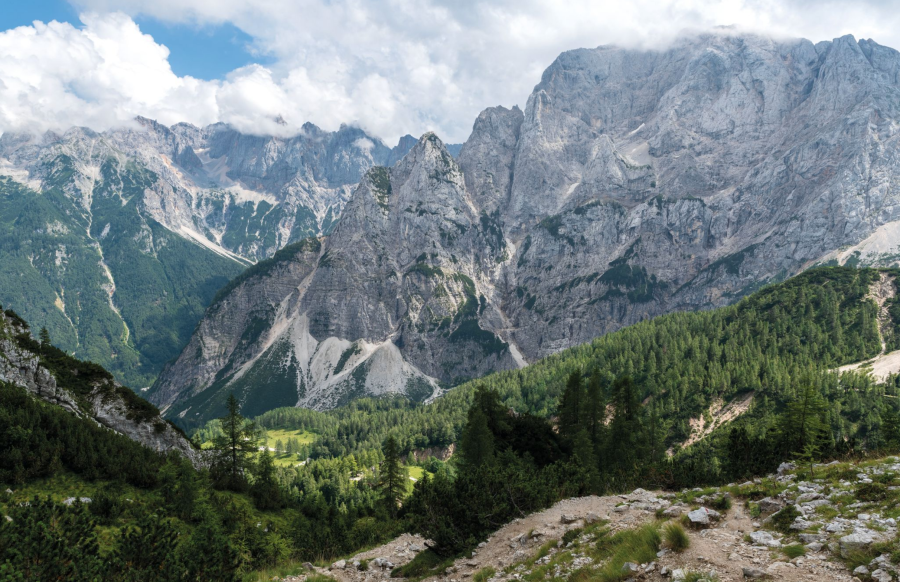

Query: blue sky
[0,0,267,80]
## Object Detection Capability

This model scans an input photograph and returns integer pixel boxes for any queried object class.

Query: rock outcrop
[0,310,200,465]
[158,32,900,422]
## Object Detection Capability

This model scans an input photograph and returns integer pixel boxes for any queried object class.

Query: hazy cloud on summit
[2,0,900,142]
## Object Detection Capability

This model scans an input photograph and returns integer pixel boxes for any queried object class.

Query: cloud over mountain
[3,1,900,141]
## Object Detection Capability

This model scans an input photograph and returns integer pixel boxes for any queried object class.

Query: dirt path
[647,503,854,582]
[286,490,856,582]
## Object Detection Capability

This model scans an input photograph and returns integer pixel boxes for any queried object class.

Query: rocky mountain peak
[155,31,900,423]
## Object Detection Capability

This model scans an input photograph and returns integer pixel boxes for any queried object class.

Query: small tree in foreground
[379,435,407,518]
[211,394,258,492]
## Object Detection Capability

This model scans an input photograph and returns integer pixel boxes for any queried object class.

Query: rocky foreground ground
[282,456,900,582]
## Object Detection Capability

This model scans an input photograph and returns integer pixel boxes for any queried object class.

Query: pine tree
[458,406,495,469]
[211,394,258,492]
[585,369,606,449]
[778,377,828,455]
[883,405,900,451]
[558,371,584,442]
[250,449,283,510]
[39,327,51,346]
[379,436,407,518]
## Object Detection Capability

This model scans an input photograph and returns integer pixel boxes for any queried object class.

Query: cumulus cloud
[3,1,900,142]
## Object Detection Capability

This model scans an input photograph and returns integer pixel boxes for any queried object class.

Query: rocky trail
[281,457,900,582]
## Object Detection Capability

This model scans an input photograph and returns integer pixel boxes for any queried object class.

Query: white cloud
[3,1,900,142]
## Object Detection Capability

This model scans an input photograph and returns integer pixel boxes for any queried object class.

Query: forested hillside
[0,167,244,389]
[6,266,900,581]
[197,267,898,458]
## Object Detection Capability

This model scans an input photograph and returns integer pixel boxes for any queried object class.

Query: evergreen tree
[39,327,50,345]
[109,512,182,582]
[558,371,584,442]
[585,369,606,450]
[211,394,258,492]
[607,375,642,482]
[778,377,828,455]
[883,405,900,451]
[379,435,407,518]
[251,449,284,510]
[458,406,495,469]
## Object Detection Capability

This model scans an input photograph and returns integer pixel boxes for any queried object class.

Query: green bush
[709,495,732,511]
[390,549,452,579]
[473,567,496,582]
[857,482,888,502]
[769,504,801,533]
[782,544,806,559]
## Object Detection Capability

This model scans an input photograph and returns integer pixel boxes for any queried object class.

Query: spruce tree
[379,435,407,518]
[250,449,283,510]
[211,394,258,492]
[558,371,584,442]
[883,405,900,451]
[778,377,828,455]
[585,369,606,449]
[458,406,495,469]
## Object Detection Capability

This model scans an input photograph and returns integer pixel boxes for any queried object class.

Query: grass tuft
[562,528,583,546]
[663,522,690,552]
[591,523,660,582]
[473,567,496,582]
[781,544,806,559]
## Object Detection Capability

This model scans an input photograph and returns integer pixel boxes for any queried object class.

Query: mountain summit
[154,32,900,424]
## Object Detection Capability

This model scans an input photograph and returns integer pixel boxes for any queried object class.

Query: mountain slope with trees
[4,266,900,580]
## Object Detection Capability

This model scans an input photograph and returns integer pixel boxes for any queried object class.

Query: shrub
[857,482,888,502]
[473,567,496,582]
[663,523,690,552]
[709,495,732,511]
[390,549,452,579]
[358,560,370,571]
[90,483,125,525]
[769,504,800,533]
[782,544,806,559]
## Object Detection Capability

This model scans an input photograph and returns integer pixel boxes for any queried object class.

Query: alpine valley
[149,32,900,426]
[0,119,418,389]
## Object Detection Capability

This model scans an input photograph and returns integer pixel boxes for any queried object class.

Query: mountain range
[0,119,420,388]
[146,32,900,425]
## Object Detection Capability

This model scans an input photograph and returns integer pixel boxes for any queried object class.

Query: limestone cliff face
[0,311,200,465]
[155,33,900,424]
